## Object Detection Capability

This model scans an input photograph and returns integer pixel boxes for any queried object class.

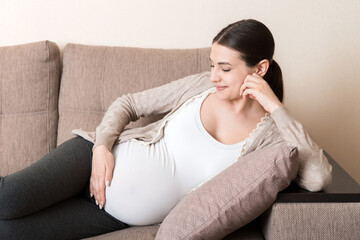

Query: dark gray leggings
[0,137,129,240]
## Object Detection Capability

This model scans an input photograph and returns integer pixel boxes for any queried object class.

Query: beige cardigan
[73,71,332,192]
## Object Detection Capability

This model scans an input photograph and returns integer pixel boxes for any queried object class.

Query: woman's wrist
[267,101,283,113]
[92,144,111,153]
[269,105,294,130]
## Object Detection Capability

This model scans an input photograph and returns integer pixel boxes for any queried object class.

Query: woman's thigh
[0,137,94,220]
[0,196,129,240]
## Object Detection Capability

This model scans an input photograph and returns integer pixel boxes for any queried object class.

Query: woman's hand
[240,73,283,113]
[90,145,115,209]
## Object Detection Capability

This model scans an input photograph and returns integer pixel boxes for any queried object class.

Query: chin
[215,91,240,101]
[215,91,232,101]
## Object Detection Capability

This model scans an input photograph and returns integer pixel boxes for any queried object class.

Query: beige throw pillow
[155,145,299,240]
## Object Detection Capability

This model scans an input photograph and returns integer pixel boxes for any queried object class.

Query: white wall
[1,0,359,184]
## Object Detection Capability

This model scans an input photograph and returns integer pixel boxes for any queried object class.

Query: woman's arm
[94,71,211,151]
[240,73,332,192]
[91,71,211,208]
[270,107,332,192]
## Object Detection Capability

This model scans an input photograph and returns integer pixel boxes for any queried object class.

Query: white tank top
[104,92,245,226]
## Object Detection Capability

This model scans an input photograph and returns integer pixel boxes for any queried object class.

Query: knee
[0,209,22,220]
[0,195,28,220]
[0,201,24,220]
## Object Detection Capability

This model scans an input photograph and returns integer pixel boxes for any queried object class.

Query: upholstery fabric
[57,44,210,145]
[2,41,357,240]
[0,41,60,175]
[261,202,360,240]
[83,225,160,240]
[155,145,299,240]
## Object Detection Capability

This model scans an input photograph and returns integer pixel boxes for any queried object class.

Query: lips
[216,86,227,91]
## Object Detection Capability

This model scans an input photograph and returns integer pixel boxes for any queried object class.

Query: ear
[255,59,270,77]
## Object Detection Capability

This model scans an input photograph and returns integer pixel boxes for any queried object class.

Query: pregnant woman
[0,19,332,239]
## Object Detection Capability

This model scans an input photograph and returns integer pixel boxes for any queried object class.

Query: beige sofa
[1,41,359,240]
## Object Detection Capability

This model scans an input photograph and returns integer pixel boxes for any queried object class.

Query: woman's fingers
[91,176,105,209]
[105,155,114,185]
[90,177,94,198]
[89,167,105,208]
[97,179,105,209]
[242,88,257,101]
[96,160,114,208]
[240,81,256,96]
[105,167,113,188]
[90,145,115,210]
[240,73,283,113]
[240,74,260,96]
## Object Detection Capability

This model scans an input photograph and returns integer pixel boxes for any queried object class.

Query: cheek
[231,74,246,89]
[228,73,248,95]
[224,77,243,96]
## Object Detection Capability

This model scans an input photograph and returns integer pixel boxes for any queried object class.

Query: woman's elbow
[296,163,333,192]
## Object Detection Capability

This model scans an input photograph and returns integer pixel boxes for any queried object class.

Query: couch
[0,41,359,240]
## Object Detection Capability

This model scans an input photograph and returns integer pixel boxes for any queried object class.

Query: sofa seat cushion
[83,225,160,240]
[82,219,265,240]
[0,41,60,175]
[155,145,299,240]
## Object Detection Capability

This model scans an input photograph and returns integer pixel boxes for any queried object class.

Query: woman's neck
[226,96,266,117]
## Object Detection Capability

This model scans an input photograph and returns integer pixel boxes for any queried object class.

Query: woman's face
[210,42,255,101]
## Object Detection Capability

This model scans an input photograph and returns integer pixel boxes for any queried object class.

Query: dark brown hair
[213,19,283,102]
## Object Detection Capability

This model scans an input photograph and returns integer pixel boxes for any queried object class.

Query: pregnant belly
[104,141,181,226]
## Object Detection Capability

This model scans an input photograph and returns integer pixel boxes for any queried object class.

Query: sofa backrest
[0,41,211,175]
[0,41,61,175]
[57,44,211,146]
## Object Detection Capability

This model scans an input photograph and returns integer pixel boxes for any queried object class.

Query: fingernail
[105,180,110,187]
[99,204,102,210]
[90,192,93,198]
[96,200,98,205]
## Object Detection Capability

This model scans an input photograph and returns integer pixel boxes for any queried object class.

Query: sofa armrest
[260,151,360,240]
[276,151,360,203]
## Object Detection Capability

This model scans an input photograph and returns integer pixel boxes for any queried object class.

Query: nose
[210,67,221,83]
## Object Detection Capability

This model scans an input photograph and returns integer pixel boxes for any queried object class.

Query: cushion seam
[101,48,108,113]
[58,109,106,114]
[0,48,6,116]
[0,109,57,117]
[46,40,51,154]
[0,48,7,160]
